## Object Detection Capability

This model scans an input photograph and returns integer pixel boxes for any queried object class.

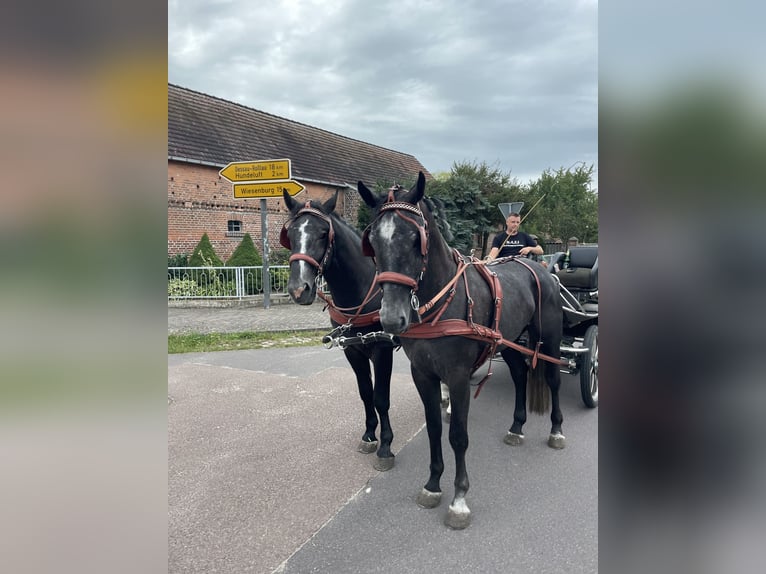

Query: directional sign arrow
[219,159,291,183]
[232,180,305,199]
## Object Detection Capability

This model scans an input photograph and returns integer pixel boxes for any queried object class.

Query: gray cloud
[169,0,597,185]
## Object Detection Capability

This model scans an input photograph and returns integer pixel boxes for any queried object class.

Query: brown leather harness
[280,201,382,328]
[364,198,566,395]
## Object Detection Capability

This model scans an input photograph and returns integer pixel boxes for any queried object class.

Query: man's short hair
[508,212,521,218]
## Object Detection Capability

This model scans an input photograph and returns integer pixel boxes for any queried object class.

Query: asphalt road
[168,342,597,574]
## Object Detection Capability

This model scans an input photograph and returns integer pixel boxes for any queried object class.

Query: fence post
[235,267,243,300]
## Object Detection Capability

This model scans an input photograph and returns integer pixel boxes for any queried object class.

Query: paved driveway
[169,346,597,574]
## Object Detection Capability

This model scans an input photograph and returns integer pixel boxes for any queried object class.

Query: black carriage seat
[557,246,598,293]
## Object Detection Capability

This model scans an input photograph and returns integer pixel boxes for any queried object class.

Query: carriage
[545,246,599,408]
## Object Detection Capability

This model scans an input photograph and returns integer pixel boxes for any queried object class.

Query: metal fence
[168,266,292,300]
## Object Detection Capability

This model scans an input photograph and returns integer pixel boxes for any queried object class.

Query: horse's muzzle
[288,281,315,305]
[379,301,411,334]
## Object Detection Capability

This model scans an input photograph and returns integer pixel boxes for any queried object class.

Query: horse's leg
[539,307,565,449]
[445,376,471,529]
[544,357,566,449]
[501,348,528,446]
[412,366,444,510]
[343,347,378,454]
[371,345,395,471]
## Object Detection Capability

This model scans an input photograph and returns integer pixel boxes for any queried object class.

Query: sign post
[220,159,304,308]
[261,200,270,308]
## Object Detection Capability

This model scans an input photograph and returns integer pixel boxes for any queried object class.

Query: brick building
[168,84,431,261]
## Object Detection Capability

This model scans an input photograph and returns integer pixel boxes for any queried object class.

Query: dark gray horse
[358,172,565,528]
[280,190,397,471]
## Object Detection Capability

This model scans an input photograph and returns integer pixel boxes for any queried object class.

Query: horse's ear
[405,171,426,204]
[358,180,376,208]
[283,188,298,213]
[323,190,338,213]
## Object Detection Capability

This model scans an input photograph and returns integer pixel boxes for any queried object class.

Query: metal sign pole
[260,198,270,309]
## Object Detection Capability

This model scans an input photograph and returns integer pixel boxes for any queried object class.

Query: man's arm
[519,244,543,257]
[485,246,500,261]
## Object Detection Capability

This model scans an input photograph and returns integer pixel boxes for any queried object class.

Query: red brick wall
[168,160,357,261]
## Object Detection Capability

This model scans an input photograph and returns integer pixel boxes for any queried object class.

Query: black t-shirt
[491,230,537,258]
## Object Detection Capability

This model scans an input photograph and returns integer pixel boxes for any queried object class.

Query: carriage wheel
[579,325,598,408]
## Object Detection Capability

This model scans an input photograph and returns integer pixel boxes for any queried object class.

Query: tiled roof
[168,84,431,186]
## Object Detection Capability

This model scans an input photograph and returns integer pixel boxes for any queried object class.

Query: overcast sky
[168,0,597,187]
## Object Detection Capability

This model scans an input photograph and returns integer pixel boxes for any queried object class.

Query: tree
[428,161,521,256]
[521,164,598,246]
[355,176,419,232]
[189,233,224,267]
[225,233,263,266]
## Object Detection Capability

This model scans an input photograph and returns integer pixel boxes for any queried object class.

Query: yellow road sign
[219,159,291,182]
[233,180,305,199]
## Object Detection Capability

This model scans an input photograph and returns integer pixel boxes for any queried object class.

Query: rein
[364,196,566,393]
[399,254,565,397]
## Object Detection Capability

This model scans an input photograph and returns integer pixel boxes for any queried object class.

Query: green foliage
[270,268,290,292]
[167,277,235,297]
[269,247,291,266]
[521,164,598,245]
[189,233,224,267]
[226,233,263,267]
[168,253,188,267]
[428,161,522,256]
[168,330,329,353]
[353,162,597,257]
[355,176,418,232]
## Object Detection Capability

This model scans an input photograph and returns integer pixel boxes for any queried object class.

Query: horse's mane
[330,210,363,239]
[422,195,454,244]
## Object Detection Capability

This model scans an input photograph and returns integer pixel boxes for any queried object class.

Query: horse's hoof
[373,455,395,471]
[416,488,442,509]
[445,500,471,530]
[503,432,524,446]
[358,440,378,454]
[548,433,566,449]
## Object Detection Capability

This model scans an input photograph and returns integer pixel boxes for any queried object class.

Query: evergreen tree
[189,233,224,267]
[225,233,263,266]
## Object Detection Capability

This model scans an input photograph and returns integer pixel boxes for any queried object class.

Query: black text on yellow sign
[233,180,305,199]
[220,159,291,182]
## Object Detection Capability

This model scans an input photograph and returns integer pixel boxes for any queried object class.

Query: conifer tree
[225,233,263,266]
[189,233,224,267]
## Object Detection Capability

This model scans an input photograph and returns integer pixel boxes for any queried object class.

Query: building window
[226,220,244,237]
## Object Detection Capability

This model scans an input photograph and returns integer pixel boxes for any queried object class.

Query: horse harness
[280,201,383,332]
[363,197,567,395]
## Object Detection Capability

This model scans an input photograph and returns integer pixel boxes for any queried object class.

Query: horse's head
[358,172,428,334]
[280,190,338,304]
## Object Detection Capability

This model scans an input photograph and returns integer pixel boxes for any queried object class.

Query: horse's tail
[527,360,549,414]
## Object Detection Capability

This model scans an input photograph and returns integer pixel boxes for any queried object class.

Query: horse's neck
[323,219,377,308]
[420,231,458,299]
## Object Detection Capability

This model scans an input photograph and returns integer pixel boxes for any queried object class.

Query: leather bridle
[279,203,335,275]
[363,198,429,301]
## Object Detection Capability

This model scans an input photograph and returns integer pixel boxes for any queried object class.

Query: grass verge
[168,330,329,354]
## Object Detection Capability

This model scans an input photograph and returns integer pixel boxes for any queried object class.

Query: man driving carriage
[485,212,543,261]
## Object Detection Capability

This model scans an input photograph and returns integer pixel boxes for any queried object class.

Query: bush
[226,233,263,267]
[189,233,223,267]
[168,253,188,267]
[269,247,291,266]
[270,267,290,293]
